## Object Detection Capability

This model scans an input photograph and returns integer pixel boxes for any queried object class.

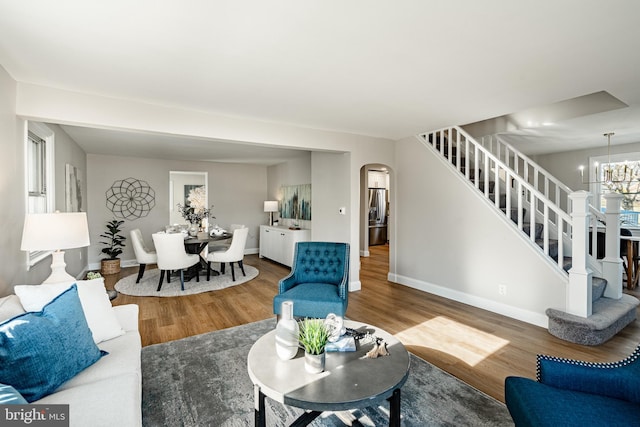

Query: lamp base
[42,250,77,284]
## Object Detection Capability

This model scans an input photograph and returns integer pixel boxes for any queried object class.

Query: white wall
[16,83,393,153]
[311,152,350,243]
[6,68,565,327]
[14,84,396,290]
[49,122,89,277]
[533,140,640,194]
[393,136,568,326]
[5,63,563,327]
[0,66,28,294]
[86,154,267,267]
[0,68,91,295]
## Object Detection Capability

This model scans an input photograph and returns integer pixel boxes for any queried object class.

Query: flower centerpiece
[177,186,215,236]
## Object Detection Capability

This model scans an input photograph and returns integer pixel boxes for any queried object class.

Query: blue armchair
[273,241,350,319]
[505,346,640,426]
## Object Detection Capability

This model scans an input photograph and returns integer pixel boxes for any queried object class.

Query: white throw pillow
[14,278,125,344]
[0,295,26,323]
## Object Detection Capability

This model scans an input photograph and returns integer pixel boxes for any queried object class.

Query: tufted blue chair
[273,241,350,319]
[505,345,640,426]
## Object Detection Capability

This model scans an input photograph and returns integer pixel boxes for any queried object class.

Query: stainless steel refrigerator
[368,188,388,245]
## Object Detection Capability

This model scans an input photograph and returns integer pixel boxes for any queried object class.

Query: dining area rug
[141,319,514,426]
[114,265,259,297]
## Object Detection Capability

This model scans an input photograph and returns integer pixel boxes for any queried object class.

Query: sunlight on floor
[396,316,510,367]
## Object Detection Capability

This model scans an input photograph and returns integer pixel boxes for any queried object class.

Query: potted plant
[298,318,330,373]
[100,219,126,275]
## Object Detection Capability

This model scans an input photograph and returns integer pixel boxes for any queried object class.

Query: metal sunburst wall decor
[106,177,156,220]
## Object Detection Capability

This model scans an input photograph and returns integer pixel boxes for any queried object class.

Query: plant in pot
[100,219,126,275]
[298,318,330,373]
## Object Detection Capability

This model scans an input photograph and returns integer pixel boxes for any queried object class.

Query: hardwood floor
[105,246,640,403]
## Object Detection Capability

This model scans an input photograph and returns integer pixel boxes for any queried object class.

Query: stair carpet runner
[431,137,639,345]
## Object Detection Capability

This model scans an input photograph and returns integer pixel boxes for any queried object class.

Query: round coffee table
[247,320,410,426]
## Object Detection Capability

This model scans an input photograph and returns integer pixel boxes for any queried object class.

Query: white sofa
[0,293,142,427]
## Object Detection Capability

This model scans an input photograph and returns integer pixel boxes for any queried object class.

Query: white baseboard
[88,258,137,271]
[76,267,89,280]
[349,280,361,292]
[387,272,548,328]
[89,248,261,272]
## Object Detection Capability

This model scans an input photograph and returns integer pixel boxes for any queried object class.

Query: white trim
[89,247,262,271]
[169,170,208,219]
[169,180,174,209]
[24,121,56,269]
[387,272,549,328]
[27,251,52,268]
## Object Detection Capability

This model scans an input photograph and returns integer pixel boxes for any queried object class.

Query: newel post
[602,193,623,299]
[568,191,592,317]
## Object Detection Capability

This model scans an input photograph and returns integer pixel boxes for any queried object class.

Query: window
[25,121,55,266]
[27,131,47,208]
[590,151,640,227]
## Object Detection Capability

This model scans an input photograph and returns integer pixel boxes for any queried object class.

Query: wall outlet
[498,284,507,296]
[339,207,346,215]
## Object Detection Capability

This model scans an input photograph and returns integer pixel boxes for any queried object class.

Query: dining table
[183,231,233,280]
[620,234,640,290]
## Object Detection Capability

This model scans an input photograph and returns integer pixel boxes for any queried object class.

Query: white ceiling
[58,125,310,165]
[1,1,640,160]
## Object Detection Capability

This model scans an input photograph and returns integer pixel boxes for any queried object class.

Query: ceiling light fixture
[579,132,637,185]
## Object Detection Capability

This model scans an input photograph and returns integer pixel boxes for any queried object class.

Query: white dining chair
[208,224,245,252]
[206,227,249,281]
[151,232,200,291]
[130,229,158,283]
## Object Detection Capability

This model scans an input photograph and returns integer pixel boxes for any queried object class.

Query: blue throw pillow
[0,383,27,404]
[0,285,106,402]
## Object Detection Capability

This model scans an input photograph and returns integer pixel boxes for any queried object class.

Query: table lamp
[264,201,278,226]
[21,212,91,284]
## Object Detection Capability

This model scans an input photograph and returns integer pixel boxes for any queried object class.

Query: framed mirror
[169,171,208,225]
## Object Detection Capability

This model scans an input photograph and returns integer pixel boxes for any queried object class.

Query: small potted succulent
[298,318,330,373]
[99,219,126,275]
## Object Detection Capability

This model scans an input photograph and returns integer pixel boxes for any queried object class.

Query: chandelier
[579,132,637,185]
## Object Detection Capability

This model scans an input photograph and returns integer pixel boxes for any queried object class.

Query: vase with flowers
[177,186,215,236]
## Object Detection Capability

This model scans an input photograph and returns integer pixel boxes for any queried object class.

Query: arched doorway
[360,164,393,271]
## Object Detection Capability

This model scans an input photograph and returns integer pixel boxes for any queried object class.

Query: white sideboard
[259,225,311,267]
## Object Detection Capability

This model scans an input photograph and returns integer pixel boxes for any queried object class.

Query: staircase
[417,127,639,345]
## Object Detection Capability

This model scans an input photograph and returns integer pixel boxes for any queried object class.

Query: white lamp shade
[21,212,90,251]
[264,201,278,213]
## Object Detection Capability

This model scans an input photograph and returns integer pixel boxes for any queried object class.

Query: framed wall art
[65,163,83,212]
[280,184,311,220]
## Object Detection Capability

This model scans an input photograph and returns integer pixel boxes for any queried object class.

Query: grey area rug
[142,319,514,426]
[114,265,258,297]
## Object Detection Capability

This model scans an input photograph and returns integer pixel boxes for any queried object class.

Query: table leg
[254,385,265,427]
[289,411,322,427]
[388,388,401,427]
[634,242,640,290]
[627,241,634,289]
